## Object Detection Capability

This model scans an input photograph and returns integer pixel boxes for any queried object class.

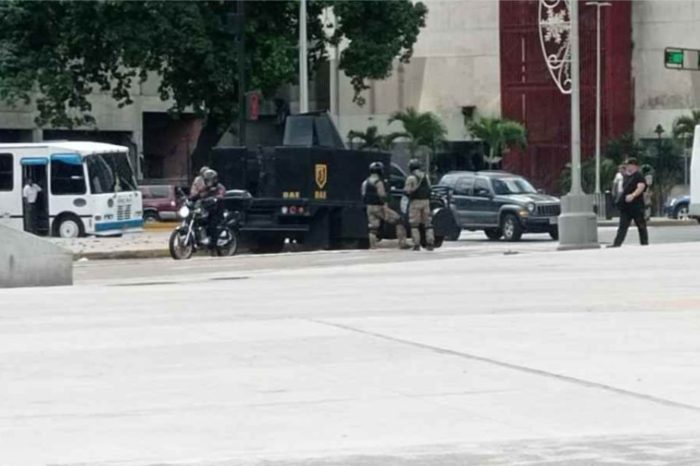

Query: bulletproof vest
[362,177,383,205]
[410,174,431,200]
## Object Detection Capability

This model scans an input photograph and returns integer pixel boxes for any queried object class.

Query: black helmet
[203,169,218,188]
[408,159,422,172]
[369,161,384,175]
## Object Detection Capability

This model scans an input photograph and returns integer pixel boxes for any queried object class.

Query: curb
[74,249,171,261]
[144,222,177,232]
[598,219,697,228]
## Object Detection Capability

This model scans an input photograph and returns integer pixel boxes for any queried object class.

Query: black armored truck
[210,113,455,253]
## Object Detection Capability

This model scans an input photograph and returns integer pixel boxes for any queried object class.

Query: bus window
[0,154,12,191]
[51,159,86,195]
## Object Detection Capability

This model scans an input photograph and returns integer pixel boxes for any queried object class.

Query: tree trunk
[189,117,227,184]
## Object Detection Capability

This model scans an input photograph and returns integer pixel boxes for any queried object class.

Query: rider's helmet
[408,159,422,172]
[199,166,210,177]
[203,169,218,188]
[369,161,384,176]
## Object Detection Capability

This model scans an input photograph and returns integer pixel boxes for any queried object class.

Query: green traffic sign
[665,47,700,71]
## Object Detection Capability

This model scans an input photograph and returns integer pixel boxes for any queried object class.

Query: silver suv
[438,171,561,241]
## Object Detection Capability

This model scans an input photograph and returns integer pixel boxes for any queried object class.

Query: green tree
[467,117,527,169]
[388,107,447,166]
[603,132,646,164]
[347,126,394,151]
[0,0,427,166]
[672,110,700,143]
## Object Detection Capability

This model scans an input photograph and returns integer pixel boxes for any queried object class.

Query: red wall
[499,0,632,193]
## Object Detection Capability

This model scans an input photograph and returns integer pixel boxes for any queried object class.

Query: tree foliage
[0,0,427,164]
[467,117,527,168]
[388,107,446,157]
[672,110,700,148]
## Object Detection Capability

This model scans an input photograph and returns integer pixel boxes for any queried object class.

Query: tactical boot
[412,245,421,251]
[426,244,434,251]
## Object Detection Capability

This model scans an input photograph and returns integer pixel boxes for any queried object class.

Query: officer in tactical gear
[404,159,434,251]
[362,161,409,249]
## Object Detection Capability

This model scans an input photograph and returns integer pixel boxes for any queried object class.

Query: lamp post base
[557,193,600,250]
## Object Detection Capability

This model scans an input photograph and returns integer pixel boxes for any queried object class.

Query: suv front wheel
[501,213,523,242]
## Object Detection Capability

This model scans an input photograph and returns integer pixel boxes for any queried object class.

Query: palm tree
[347,126,387,151]
[672,110,700,143]
[467,117,527,169]
[388,108,447,168]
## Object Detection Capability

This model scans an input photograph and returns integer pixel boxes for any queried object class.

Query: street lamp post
[299,0,309,114]
[586,2,611,195]
[539,0,599,249]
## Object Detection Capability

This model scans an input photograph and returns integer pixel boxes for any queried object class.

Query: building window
[0,154,12,191]
[51,160,86,195]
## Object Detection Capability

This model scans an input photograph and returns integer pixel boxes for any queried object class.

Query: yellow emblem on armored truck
[315,164,328,190]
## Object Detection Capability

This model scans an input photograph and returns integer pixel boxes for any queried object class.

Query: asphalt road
[73,225,699,285]
[3,226,700,465]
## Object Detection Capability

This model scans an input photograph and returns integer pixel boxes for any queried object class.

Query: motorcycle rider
[191,169,226,246]
[190,165,210,198]
[362,161,409,249]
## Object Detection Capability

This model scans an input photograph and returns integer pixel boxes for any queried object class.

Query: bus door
[20,157,49,236]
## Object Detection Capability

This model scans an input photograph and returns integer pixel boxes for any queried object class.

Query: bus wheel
[54,215,85,238]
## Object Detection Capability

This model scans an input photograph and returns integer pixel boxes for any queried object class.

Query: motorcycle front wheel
[215,227,239,257]
[169,229,194,260]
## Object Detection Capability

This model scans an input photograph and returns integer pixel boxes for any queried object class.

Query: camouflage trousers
[366,205,408,249]
[408,199,434,246]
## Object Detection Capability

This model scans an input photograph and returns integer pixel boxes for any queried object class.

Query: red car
[139,185,180,222]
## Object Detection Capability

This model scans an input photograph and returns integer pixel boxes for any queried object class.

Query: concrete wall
[331,0,501,142]
[0,225,73,288]
[632,0,700,137]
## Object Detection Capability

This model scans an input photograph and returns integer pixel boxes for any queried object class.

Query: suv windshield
[492,177,537,195]
[86,152,138,194]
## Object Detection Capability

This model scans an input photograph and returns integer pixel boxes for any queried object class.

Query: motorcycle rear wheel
[215,228,239,257]
[169,230,194,260]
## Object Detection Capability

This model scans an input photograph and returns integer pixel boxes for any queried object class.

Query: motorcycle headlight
[527,202,536,213]
[178,206,190,218]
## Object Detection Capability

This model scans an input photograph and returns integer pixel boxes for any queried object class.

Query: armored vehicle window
[283,116,313,146]
[0,153,12,191]
[314,116,344,148]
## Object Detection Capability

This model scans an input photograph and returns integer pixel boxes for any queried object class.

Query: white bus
[0,141,143,237]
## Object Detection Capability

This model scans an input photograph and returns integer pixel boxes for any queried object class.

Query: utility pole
[238,0,246,146]
[299,0,309,114]
[586,1,611,195]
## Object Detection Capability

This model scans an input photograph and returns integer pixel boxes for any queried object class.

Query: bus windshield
[86,152,138,194]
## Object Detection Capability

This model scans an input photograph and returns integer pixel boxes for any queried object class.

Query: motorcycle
[168,197,240,260]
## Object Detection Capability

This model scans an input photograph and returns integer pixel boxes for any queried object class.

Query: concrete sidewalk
[2,243,700,465]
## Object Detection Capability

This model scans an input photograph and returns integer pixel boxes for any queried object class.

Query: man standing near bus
[22,177,42,234]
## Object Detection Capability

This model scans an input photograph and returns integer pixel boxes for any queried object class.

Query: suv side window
[454,176,474,195]
[473,178,492,197]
